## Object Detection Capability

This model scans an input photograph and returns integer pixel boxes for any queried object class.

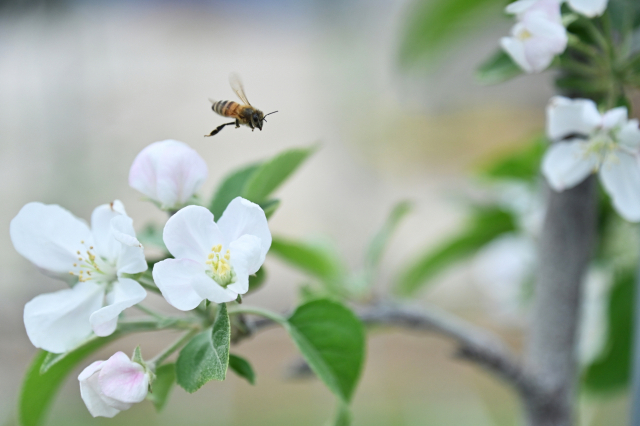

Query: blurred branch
[358,303,540,398]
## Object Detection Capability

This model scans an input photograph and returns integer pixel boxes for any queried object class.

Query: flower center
[69,241,117,284]
[582,130,618,166]
[517,28,533,41]
[205,244,236,287]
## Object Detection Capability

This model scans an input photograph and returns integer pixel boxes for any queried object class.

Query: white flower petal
[91,202,127,263]
[10,203,93,277]
[129,140,208,209]
[79,361,120,418]
[505,0,538,15]
[152,258,206,310]
[116,244,147,276]
[227,235,263,294]
[99,352,149,404]
[501,36,532,73]
[602,107,628,130]
[599,152,640,222]
[541,139,597,191]
[110,215,141,248]
[217,197,272,266]
[24,282,104,353]
[90,279,147,337]
[546,96,601,140]
[567,0,608,17]
[617,119,640,150]
[163,205,222,263]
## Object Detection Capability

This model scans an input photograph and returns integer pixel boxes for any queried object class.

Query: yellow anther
[73,263,77,267]
[81,240,84,244]
[79,271,83,274]
[69,272,74,275]
[78,257,83,261]
[208,253,214,259]
[224,251,230,260]
[77,251,81,255]
[90,246,94,250]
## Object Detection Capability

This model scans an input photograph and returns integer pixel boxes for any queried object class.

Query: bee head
[253,110,264,131]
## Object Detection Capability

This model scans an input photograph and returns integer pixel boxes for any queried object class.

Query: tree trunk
[525,176,597,426]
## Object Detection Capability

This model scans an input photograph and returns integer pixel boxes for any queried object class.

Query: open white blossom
[129,140,208,210]
[542,96,640,222]
[153,198,271,310]
[10,201,147,353]
[501,0,567,73]
[79,351,150,418]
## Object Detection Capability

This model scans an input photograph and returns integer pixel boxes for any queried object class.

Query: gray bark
[524,176,598,426]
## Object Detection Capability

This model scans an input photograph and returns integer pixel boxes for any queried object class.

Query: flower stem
[134,304,164,320]
[227,305,288,326]
[137,276,162,295]
[148,328,200,369]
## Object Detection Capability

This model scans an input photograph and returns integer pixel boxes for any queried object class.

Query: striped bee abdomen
[212,100,241,117]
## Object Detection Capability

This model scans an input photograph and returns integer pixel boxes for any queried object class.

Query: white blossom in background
[566,0,609,17]
[153,197,271,310]
[78,351,150,418]
[577,268,613,367]
[542,96,640,221]
[129,140,208,210]
[10,201,147,353]
[501,0,568,73]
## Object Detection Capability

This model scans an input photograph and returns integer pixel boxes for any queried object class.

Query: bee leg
[205,121,237,137]
[235,119,240,128]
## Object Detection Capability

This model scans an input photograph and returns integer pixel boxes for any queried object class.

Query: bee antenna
[263,110,278,118]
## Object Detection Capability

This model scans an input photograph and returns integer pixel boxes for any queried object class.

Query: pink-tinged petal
[10,203,93,277]
[618,119,640,150]
[506,0,562,21]
[163,205,222,263]
[91,201,127,263]
[541,139,597,191]
[501,36,532,73]
[599,152,640,222]
[99,352,149,404]
[152,258,206,310]
[90,279,147,337]
[567,0,608,17]
[110,215,141,248]
[602,107,628,130]
[116,244,147,276]
[24,282,104,353]
[227,235,263,295]
[129,140,208,209]
[217,197,272,266]
[79,361,120,418]
[546,97,601,140]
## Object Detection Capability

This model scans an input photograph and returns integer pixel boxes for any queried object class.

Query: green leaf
[242,146,317,204]
[286,299,365,402]
[269,236,346,293]
[209,163,262,219]
[248,267,267,293]
[476,49,523,85]
[147,363,176,411]
[260,199,281,219]
[366,201,412,270]
[478,136,547,182]
[399,0,504,66]
[582,270,634,393]
[228,354,256,385]
[396,207,517,296]
[176,304,231,393]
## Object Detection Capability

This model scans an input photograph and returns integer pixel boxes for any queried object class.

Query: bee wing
[229,73,251,106]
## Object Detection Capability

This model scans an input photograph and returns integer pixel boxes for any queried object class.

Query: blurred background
[0,0,630,425]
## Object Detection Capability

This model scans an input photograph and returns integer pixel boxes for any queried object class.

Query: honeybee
[206,73,277,137]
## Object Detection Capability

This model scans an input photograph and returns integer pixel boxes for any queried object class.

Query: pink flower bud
[129,140,208,210]
[78,351,150,418]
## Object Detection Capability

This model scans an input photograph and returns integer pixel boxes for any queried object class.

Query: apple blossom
[10,201,147,353]
[153,197,271,310]
[129,139,208,210]
[78,351,150,418]
[541,96,640,221]
[501,0,568,73]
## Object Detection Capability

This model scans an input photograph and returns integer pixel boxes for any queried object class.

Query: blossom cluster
[11,139,271,417]
[501,0,608,73]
